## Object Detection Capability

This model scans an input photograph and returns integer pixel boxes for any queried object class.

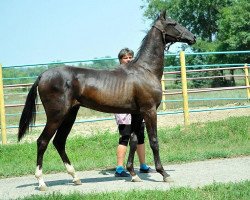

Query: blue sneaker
[115,170,130,177]
[140,167,154,173]
[139,163,153,173]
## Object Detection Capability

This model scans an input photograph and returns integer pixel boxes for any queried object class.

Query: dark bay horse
[18,10,195,190]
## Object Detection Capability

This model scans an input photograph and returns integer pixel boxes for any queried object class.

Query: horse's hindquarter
[76,68,138,113]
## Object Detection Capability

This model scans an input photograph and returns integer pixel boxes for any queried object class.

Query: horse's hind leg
[52,106,81,185]
[35,120,62,191]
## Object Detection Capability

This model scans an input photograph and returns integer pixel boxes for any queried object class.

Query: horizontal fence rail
[164,75,247,81]
[164,66,248,75]
[163,86,250,95]
[3,83,34,88]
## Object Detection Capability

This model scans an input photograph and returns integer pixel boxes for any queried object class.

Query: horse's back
[37,66,135,112]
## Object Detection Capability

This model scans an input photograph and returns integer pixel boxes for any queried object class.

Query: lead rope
[165,42,173,51]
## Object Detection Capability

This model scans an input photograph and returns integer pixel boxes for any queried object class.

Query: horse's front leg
[143,108,173,183]
[126,114,143,182]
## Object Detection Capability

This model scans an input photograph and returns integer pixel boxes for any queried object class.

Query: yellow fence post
[161,74,166,110]
[244,63,250,100]
[0,64,7,144]
[179,51,190,126]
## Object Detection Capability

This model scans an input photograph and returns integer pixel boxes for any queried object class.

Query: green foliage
[2,57,119,86]
[78,56,118,69]
[142,0,248,54]
[91,56,118,69]
[142,0,233,41]
[217,0,250,60]
[3,66,47,85]
[164,54,178,68]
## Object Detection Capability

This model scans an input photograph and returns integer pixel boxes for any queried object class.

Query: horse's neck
[134,28,165,80]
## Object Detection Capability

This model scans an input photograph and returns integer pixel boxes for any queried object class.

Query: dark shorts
[118,123,145,146]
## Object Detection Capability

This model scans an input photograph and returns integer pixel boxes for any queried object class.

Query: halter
[153,23,184,51]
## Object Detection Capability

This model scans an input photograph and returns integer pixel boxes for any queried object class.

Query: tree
[91,56,118,69]
[141,0,249,87]
[141,0,233,42]
[217,0,250,53]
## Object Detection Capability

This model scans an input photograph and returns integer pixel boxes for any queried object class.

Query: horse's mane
[132,31,151,63]
[132,18,160,63]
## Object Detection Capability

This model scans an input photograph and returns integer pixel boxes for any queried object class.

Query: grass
[21,181,250,200]
[0,116,249,178]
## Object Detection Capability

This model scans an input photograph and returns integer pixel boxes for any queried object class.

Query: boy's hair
[118,48,134,59]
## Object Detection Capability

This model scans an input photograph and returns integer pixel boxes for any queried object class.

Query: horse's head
[154,10,196,45]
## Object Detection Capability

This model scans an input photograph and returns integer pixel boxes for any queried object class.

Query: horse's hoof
[131,175,142,182]
[39,185,47,191]
[163,176,174,183]
[73,179,82,185]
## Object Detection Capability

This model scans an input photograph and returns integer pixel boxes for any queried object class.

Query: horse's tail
[18,77,40,141]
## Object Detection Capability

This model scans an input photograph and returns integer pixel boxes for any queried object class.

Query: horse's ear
[159,10,166,19]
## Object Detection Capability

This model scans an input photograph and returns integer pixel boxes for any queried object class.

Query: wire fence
[0,50,250,144]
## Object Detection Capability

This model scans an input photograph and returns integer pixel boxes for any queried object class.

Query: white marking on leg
[64,163,81,185]
[163,175,174,183]
[35,166,46,190]
[131,175,142,182]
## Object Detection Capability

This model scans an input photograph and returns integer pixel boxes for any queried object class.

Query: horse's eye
[169,22,177,26]
[166,22,176,26]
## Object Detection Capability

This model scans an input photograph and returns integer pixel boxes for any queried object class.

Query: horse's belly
[77,92,137,113]
[79,100,137,113]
